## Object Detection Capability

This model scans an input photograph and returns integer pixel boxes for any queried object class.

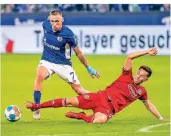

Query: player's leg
[65,93,103,123]
[69,83,89,95]
[33,66,49,120]
[52,64,89,95]
[33,60,53,119]
[26,93,95,111]
[65,112,107,124]
[25,97,79,110]
[25,97,79,120]
[26,94,97,123]
[92,112,108,124]
[68,68,89,95]
[65,93,109,124]
[34,66,49,103]
[26,93,108,123]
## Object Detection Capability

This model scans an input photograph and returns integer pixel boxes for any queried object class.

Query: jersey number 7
[70,72,76,83]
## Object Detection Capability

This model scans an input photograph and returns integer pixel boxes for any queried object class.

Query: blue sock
[34,91,41,104]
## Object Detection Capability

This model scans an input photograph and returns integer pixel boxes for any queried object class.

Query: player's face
[49,14,63,32]
[134,69,149,85]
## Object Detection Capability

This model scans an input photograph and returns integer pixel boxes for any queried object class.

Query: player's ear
[47,16,50,20]
[62,17,64,22]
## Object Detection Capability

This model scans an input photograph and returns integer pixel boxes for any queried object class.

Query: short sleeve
[139,91,148,102]
[122,67,132,76]
[68,35,78,48]
[115,67,133,82]
[42,21,46,30]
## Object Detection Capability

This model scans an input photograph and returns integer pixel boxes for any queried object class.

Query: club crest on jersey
[57,36,63,42]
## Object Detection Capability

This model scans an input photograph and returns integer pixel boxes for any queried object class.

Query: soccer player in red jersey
[25,47,165,123]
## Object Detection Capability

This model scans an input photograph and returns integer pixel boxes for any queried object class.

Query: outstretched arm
[73,47,100,78]
[143,100,164,121]
[123,48,157,71]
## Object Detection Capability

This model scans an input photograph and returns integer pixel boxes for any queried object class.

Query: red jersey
[103,68,148,114]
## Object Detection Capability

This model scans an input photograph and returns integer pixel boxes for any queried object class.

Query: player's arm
[143,100,164,121]
[123,48,157,71]
[73,47,100,78]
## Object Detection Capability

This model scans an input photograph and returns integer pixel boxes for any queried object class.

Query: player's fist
[86,66,100,79]
[148,47,157,56]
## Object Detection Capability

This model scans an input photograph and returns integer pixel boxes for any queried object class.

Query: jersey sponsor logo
[137,89,142,95]
[128,84,142,100]
[43,40,60,51]
[57,36,63,42]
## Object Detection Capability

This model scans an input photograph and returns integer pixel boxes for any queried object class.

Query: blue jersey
[41,20,77,66]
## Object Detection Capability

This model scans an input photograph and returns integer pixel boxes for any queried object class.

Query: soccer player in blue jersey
[33,9,100,119]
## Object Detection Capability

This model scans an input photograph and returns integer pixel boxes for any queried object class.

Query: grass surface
[1,54,170,136]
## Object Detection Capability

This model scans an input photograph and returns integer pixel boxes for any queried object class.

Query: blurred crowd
[1,4,170,13]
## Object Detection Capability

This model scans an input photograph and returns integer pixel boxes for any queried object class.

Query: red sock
[81,114,94,123]
[39,98,66,108]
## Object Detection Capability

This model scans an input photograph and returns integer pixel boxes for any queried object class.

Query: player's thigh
[93,112,108,124]
[69,83,82,92]
[52,64,80,84]
[77,93,99,109]
[66,97,79,107]
[37,60,54,80]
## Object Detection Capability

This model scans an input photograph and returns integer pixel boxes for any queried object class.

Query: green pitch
[1,54,170,136]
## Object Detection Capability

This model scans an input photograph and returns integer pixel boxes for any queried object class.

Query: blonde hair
[50,9,62,16]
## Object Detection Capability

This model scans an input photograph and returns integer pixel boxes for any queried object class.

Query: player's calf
[66,97,79,106]
[65,111,94,123]
[65,111,86,119]
[34,66,49,90]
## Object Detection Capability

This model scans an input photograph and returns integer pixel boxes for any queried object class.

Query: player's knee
[93,117,107,124]
[36,74,44,82]
[66,97,79,106]
[36,66,49,81]
[70,84,84,95]
[75,88,83,95]
[93,113,108,124]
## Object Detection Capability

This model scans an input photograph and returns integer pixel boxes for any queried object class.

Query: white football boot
[33,109,40,120]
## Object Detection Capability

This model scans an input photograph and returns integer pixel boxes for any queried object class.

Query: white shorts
[38,60,80,85]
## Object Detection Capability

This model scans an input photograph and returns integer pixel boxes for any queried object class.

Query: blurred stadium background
[1,4,170,13]
[1,4,170,136]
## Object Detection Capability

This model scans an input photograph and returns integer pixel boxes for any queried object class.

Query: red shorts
[77,92,115,120]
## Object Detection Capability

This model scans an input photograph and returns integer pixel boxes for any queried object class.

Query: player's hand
[86,66,100,79]
[148,47,157,56]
